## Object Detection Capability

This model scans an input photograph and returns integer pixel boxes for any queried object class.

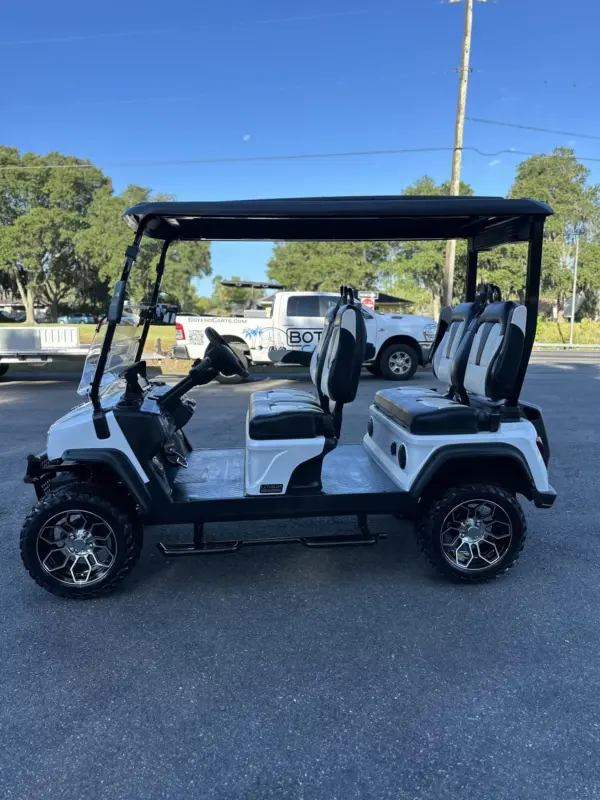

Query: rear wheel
[20,483,142,599]
[416,483,526,582]
[378,343,419,381]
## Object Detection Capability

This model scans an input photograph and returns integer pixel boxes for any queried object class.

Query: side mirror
[139,301,178,325]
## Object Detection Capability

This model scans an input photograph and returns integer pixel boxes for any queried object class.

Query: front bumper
[532,485,557,508]
[172,345,190,359]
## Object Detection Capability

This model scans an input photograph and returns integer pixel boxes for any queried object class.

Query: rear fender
[410,443,556,508]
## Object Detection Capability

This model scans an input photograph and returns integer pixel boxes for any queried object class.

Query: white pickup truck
[174,290,437,382]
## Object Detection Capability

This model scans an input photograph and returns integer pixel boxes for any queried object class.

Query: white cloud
[243,134,251,142]
[488,159,501,167]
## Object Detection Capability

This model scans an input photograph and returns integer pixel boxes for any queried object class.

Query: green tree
[0,146,107,322]
[577,241,600,318]
[387,177,474,318]
[75,185,211,311]
[267,241,392,292]
[508,148,600,314]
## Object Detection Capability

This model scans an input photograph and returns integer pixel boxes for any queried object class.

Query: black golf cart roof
[123,195,553,249]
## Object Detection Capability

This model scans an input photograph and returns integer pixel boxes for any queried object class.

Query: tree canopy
[75,185,211,310]
[0,146,107,322]
[0,147,211,322]
[1,143,599,325]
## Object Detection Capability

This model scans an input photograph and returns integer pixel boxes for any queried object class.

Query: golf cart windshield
[78,319,141,396]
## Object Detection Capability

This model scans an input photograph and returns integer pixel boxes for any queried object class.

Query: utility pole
[569,234,580,347]
[442,0,486,307]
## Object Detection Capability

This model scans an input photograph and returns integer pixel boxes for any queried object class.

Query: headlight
[423,323,437,342]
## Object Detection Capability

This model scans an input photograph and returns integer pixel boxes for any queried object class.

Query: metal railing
[533,343,600,350]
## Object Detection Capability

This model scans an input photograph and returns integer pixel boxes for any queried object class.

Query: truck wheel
[20,483,142,599]
[378,343,418,381]
[215,346,249,385]
[416,483,526,582]
[0,364,9,377]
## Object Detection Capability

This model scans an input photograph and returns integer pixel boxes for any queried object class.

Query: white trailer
[0,326,89,376]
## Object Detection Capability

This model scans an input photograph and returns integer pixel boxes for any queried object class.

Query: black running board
[157,515,385,556]
[157,532,386,556]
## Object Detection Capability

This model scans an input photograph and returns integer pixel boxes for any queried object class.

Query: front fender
[61,448,153,512]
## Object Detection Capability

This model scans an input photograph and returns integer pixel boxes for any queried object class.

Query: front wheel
[378,343,419,381]
[20,483,142,599]
[416,483,526,582]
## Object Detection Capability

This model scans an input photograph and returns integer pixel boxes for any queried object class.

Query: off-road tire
[416,483,526,582]
[378,343,419,381]
[20,483,142,599]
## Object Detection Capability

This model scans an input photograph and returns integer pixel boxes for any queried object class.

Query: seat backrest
[432,302,477,386]
[309,293,343,389]
[460,301,527,401]
[320,299,367,409]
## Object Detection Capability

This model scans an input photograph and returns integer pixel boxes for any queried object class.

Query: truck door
[283,295,329,356]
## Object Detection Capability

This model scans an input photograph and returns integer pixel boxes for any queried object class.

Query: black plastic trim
[409,442,546,503]
[62,448,152,512]
[146,489,410,526]
[520,401,550,463]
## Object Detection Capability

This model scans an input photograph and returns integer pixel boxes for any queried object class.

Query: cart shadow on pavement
[123,515,440,596]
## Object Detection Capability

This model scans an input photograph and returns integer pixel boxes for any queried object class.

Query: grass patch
[535,320,600,345]
[3,320,600,348]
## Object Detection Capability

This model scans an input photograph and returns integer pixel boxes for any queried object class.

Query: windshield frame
[89,222,152,411]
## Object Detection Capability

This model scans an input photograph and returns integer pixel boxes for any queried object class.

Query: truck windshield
[77,318,141,397]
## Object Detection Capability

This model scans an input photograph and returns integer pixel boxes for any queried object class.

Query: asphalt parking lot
[1,355,599,800]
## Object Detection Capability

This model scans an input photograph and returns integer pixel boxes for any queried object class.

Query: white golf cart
[21,196,556,598]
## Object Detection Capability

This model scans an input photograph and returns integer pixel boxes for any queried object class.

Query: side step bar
[157,516,386,556]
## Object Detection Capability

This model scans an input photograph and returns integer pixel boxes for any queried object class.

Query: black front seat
[248,290,344,411]
[248,293,367,441]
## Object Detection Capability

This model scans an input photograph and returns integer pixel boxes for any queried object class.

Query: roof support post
[465,240,478,302]
[508,217,545,406]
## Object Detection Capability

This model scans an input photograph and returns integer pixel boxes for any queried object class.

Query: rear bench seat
[374,301,527,435]
[391,302,478,400]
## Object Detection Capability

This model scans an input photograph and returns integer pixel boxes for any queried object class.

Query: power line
[2,145,600,172]
[467,116,600,142]
[0,4,435,47]
[0,28,175,46]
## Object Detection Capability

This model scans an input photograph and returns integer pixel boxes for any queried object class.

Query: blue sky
[3,0,599,295]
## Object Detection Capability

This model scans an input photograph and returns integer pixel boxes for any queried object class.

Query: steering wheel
[204,327,249,378]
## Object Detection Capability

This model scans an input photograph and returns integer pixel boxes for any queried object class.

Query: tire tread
[20,483,142,599]
[416,482,527,583]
